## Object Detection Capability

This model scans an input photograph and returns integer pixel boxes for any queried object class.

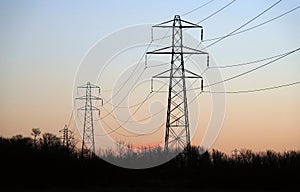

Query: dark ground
[0,135,299,191]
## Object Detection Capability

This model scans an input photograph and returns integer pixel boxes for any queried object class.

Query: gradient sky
[1,0,300,154]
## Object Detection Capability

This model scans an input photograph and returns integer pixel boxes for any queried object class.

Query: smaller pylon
[59,124,73,151]
[76,82,103,158]
[231,148,240,160]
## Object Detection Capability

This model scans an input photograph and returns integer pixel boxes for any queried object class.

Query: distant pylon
[60,124,69,149]
[59,124,73,151]
[76,82,103,158]
[231,149,240,159]
[147,15,209,151]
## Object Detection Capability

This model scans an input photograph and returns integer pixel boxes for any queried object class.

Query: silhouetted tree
[262,150,279,168]
[1,133,300,190]
[40,132,61,150]
[211,149,228,166]
[31,128,41,147]
[239,149,255,165]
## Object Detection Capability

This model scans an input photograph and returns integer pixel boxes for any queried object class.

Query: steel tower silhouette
[147,15,208,151]
[76,82,103,157]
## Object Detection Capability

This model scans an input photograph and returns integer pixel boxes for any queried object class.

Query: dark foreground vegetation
[0,133,299,192]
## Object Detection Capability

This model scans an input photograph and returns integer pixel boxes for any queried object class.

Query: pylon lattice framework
[76,82,103,157]
[147,15,209,151]
[59,124,72,150]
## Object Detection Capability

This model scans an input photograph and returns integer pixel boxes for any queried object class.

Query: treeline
[0,133,299,191]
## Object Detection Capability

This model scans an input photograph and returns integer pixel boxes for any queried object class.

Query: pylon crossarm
[152,69,172,78]
[77,84,89,88]
[182,46,208,54]
[75,96,87,100]
[76,96,102,100]
[77,107,86,111]
[88,83,101,88]
[152,19,175,28]
[77,106,99,111]
[77,82,100,89]
[154,75,201,78]
[146,46,172,54]
[148,51,206,55]
[180,19,203,28]
[91,96,102,100]
[185,69,203,78]
[91,106,100,111]
[147,45,206,55]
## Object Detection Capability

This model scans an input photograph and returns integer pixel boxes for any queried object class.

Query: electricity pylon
[147,15,209,151]
[59,124,73,151]
[231,149,240,160]
[76,82,103,158]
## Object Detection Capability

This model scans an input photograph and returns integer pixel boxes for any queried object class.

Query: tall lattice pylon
[147,15,209,151]
[76,82,103,157]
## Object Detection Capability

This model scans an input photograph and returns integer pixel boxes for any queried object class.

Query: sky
[0,0,300,154]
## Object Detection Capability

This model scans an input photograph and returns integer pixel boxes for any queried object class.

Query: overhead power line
[181,0,215,16]
[97,47,300,137]
[101,25,176,120]
[82,1,298,140]
[103,0,220,103]
[152,0,236,42]
[204,47,300,88]
[96,45,300,137]
[102,43,151,105]
[204,80,300,94]
[201,0,282,50]
[196,0,236,24]
[97,81,168,137]
[97,0,224,130]
[113,76,204,124]
[203,4,300,42]
[209,49,296,69]
[98,67,204,136]
[97,93,152,137]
